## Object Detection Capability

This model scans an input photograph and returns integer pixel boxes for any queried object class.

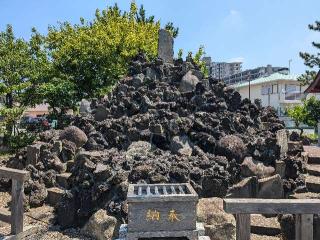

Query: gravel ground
[22,227,95,240]
[251,234,281,240]
[0,190,93,240]
[0,152,13,167]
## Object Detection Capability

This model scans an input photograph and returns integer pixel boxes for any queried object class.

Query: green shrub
[7,132,36,151]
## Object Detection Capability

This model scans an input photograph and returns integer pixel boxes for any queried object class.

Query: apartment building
[202,57,242,79]
[224,65,289,85]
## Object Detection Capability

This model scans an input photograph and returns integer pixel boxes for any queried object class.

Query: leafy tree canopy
[302,96,320,128]
[45,2,166,100]
[0,2,181,114]
[287,96,320,134]
[287,104,307,136]
[0,25,51,108]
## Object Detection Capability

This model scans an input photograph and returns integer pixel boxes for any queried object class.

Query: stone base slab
[116,222,209,240]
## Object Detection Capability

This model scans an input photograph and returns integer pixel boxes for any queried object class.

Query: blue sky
[1,0,319,74]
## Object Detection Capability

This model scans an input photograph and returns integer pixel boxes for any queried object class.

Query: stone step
[56,172,72,189]
[251,234,280,240]
[46,187,65,206]
[0,207,11,223]
[306,175,320,193]
[251,214,281,236]
[303,146,320,164]
[289,192,320,199]
[307,164,320,176]
[308,156,320,164]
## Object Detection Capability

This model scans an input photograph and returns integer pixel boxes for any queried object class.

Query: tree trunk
[299,128,303,137]
[5,92,13,108]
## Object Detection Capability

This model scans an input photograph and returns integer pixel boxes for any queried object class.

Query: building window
[285,84,297,93]
[272,84,278,94]
[285,84,303,100]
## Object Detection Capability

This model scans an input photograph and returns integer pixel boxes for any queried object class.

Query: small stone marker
[125,183,206,240]
[79,99,91,115]
[158,29,174,63]
[276,129,288,157]
[26,143,42,166]
[275,160,286,178]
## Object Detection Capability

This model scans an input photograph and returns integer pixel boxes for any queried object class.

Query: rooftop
[232,73,298,88]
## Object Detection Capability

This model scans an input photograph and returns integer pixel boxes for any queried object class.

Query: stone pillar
[158,29,174,63]
[276,129,288,157]
[275,160,286,178]
[26,144,42,166]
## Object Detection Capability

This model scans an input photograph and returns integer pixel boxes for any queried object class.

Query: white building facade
[233,73,308,116]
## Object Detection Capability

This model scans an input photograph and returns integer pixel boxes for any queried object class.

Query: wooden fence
[224,198,320,240]
[0,167,29,235]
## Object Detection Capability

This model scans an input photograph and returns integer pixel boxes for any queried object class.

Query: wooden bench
[224,198,320,240]
[0,167,29,235]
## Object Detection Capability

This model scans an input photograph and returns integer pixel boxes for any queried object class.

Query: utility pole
[289,59,292,74]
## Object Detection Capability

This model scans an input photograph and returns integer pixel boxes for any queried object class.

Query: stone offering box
[127,183,201,240]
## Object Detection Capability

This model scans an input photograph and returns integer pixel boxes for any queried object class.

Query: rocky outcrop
[241,157,275,178]
[179,70,200,92]
[5,54,305,229]
[197,198,236,240]
[82,209,118,240]
[170,135,193,156]
[227,176,258,198]
[257,174,284,199]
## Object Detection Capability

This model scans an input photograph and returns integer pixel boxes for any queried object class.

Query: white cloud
[230,9,239,15]
[222,9,244,31]
[229,57,245,63]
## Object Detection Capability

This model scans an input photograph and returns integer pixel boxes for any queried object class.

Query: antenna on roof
[289,59,292,74]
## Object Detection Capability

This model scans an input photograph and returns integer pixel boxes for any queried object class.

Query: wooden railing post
[224,198,320,240]
[11,179,25,234]
[295,214,313,240]
[0,167,29,235]
[236,214,251,240]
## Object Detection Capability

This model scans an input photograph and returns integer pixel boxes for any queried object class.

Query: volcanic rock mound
[6,54,304,228]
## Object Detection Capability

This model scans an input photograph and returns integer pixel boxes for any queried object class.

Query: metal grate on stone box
[127,183,198,202]
[127,183,199,238]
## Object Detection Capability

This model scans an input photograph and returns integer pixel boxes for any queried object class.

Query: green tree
[1,2,180,116]
[0,25,31,108]
[165,22,179,38]
[44,2,178,103]
[298,20,320,85]
[36,77,77,116]
[287,105,307,136]
[186,46,209,77]
[177,49,183,60]
[302,96,320,129]
[0,25,50,147]
[0,25,31,141]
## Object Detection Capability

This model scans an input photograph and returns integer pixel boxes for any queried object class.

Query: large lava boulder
[179,70,200,92]
[59,126,88,148]
[217,135,247,163]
